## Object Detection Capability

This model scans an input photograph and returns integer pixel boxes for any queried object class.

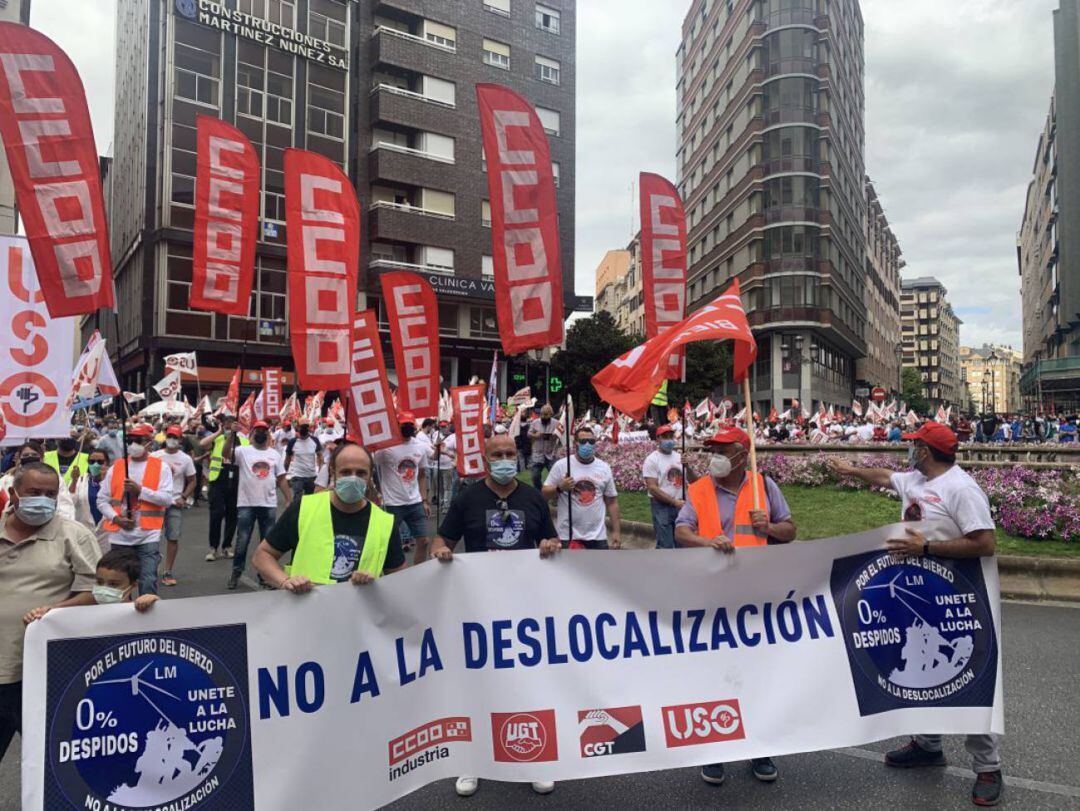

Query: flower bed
[594,440,1080,543]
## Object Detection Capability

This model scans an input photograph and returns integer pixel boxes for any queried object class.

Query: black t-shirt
[438,479,557,553]
[266,497,405,581]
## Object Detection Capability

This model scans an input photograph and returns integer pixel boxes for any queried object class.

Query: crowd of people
[0,399,1014,806]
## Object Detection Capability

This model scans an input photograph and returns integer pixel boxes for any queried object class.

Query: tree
[549,311,637,410]
[901,367,928,414]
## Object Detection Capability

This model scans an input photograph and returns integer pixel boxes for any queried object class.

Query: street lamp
[987,350,998,414]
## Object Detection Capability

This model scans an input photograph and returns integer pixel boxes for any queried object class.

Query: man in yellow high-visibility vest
[252,443,406,589]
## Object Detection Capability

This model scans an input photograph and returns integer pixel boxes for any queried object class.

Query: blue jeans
[132,542,161,596]
[651,501,680,550]
[289,476,315,501]
[233,506,277,575]
[384,502,428,543]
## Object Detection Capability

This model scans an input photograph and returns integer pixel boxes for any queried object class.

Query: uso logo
[662,699,745,748]
[491,710,558,763]
[44,626,253,809]
[830,551,998,716]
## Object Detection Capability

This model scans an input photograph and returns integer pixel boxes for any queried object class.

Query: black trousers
[208,466,239,551]
[0,681,21,763]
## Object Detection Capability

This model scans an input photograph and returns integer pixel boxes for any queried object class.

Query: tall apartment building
[960,344,1023,415]
[103,0,575,399]
[900,276,962,408]
[593,247,640,335]
[857,177,902,396]
[1018,1,1080,413]
[677,0,867,415]
[0,0,31,235]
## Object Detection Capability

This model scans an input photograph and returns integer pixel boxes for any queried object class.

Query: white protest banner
[164,351,199,377]
[21,526,1002,811]
[0,236,76,440]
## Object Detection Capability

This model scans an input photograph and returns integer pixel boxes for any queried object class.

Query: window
[420,188,455,217]
[308,10,346,47]
[422,20,457,49]
[238,0,295,27]
[552,161,560,187]
[421,75,456,106]
[482,200,491,227]
[535,55,560,85]
[307,66,345,140]
[471,306,500,338]
[536,106,560,135]
[418,132,455,162]
[484,0,511,16]
[535,3,560,33]
[483,38,511,69]
[174,43,220,106]
[482,255,494,277]
[421,246,455,271]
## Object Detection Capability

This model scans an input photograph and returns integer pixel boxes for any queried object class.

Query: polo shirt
[0,514,101,683]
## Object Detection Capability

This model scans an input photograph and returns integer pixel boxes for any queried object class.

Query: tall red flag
[223,367,240,415]
[380,271,440,419]
[191,115,259,315]
[476,84,563,355]
[0,23,113,317]
[237,391,256,434]
[451,385,486,477]
[284,149,359,390]
[592,280,757,419]
[639,172,687,379]
[345,310,402,452]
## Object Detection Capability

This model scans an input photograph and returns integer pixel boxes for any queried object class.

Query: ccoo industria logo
[830,550,998,716]
[43,625,253,809]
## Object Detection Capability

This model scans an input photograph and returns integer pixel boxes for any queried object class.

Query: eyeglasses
[19,456,40,464]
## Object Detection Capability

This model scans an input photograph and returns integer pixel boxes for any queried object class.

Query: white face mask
[165,438,180,450]
[127,442,147,458]
[709,455,732,479]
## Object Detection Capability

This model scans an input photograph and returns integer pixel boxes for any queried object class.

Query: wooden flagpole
[742,376,760,510]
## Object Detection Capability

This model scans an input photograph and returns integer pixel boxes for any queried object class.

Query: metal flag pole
[565,393,572,544]
[435,430,442,526]
[110,309,133,516]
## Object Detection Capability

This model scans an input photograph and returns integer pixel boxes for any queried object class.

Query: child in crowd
[23,548,159,624]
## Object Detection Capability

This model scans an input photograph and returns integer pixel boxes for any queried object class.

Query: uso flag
[190,115,259,315]
[380,271,440,419]
[451,385,486,477]
[639,172,687,379]
[0,23,114,317]
[476,84,563,355]
[592,280,757,419]
[345,310,402,452]
[284,149,359,390]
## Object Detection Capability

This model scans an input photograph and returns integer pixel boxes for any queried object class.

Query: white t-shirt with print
[642,449,683,502]
[432,433,457,471]
[234,445,286,508]
[150,449,196,500]
[374,438,427,506]
[545,456,617,541]
[890,465,995,542]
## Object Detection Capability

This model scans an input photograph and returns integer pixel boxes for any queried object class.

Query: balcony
[371,26,456,74]
[760,8,819,28]
[370,201,457,244]
[368,143,456,188]
[763,205,826,225]
[370,85,459,135]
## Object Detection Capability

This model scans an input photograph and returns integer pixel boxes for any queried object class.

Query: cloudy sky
[31,0,1059,349]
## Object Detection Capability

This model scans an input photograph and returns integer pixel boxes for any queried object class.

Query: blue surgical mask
[15,495,56,526]
[576,442,595,462]
[489,459,518,485]
[659,439,675,453]
[334,476,367,504]
[87,462,103,477]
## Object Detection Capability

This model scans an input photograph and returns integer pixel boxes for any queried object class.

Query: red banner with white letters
[262,367,282,420]
[639,172,687,379]
[380,271,440,420]
[0,23,113,317]
[451,385,486,477]
[345,310,402,452]
[191,115,260,315]
[476,84,563,355]
[284,149,359,390]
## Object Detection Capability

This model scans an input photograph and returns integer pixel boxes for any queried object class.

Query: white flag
[852,400,863,417]
[164,351,198,377]
[694,398,710,418]
[152,371,182,402]
[123,391,146,405]
[66,331,121,408]
[253,388,266,421]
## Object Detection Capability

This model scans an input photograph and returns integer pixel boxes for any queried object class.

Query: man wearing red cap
[151,425,196,587]
[373,411,431,565]
[828,421,1003,806]
[228,420,290,590]
[674,425,796,787]
[96,423,176,596]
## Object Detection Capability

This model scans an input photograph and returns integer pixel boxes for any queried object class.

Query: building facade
[593,247,637,334]
[857,177,902,396]
[677,0,867,415]
[103,0,576,402]
[960,344,1023,415]
[0,0,32,235]
[900,276,962,408]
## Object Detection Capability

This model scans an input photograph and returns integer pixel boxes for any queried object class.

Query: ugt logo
[491,710,558,763]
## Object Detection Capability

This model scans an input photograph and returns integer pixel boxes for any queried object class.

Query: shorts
[383,502,428,542]
[163,506,184,541]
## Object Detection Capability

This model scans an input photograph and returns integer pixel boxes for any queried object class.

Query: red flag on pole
[190,115,259,315]
[380,271,440,419]
[476,83,563,355]
[237,391,255,434]
[592,280,757,420]
[344,310,402,452]
[224,367,240,415]
[451,385,486,477]
[639,172,687,379]
[0,23,114,317]
[284,149,359,390]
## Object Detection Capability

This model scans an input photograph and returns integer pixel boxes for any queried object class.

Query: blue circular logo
[836,553,995,707]
[49,636,248,808]
[175,0,197,19]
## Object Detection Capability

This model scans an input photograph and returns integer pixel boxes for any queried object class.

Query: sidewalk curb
[616,519,1080,604]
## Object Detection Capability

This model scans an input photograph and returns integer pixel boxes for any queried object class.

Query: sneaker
[223,547,235,558]
[700,763,725,785]
[751,757,778,782]
[531,781,555,795]
[162,572,178,587]
[972,771,1003,806]
[454,776,479,797]
[205,549,217,562]
[227,571,239,590]
[885,739,947,768]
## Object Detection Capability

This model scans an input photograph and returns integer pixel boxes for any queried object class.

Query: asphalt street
[1,504,1078,810]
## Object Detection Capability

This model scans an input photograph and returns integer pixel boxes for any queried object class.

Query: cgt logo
[662,699,745,748]
[578,706,646,758]
[491,710,558,763]
[388,717,472,767]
